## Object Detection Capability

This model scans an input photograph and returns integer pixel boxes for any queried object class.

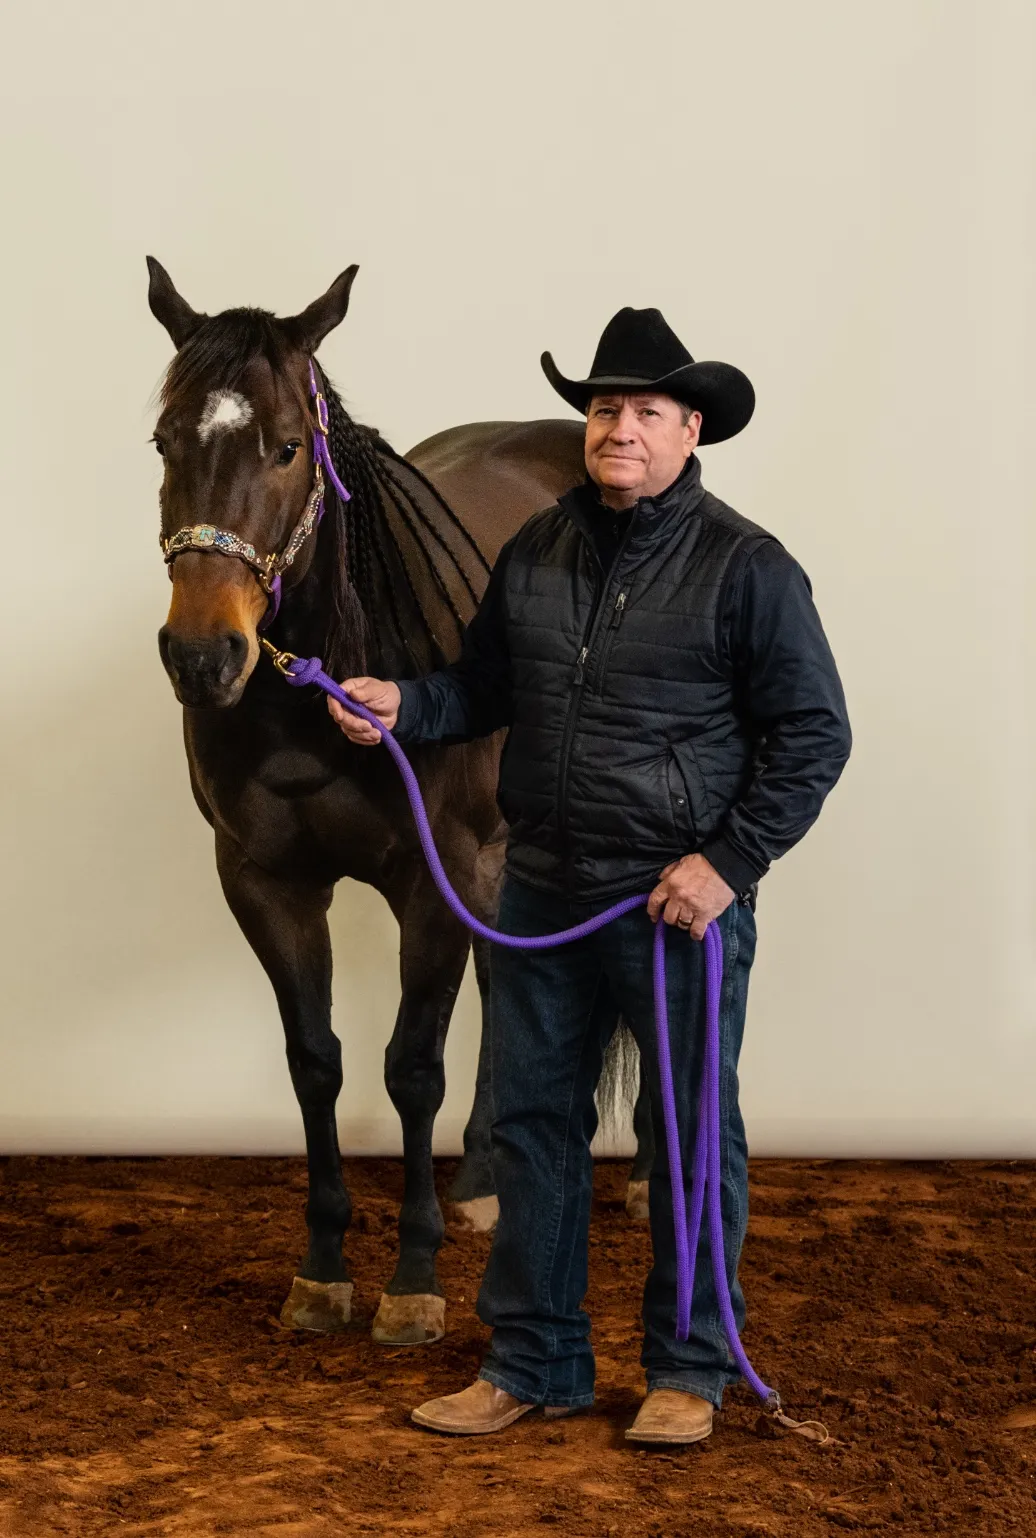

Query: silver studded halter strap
[160,360,351,629]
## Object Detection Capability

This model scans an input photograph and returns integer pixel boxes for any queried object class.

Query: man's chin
[597,476,645,500]
[595,463,645,489]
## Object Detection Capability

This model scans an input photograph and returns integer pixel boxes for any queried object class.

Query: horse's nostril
[219,629,249,685]
[157,624,175,672]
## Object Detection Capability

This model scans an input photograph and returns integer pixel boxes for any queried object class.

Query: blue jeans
[476,875,757,1410]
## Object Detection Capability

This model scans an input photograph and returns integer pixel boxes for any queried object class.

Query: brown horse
[147,259,650,1344]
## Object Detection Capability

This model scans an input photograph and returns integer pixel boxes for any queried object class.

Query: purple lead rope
[277,654,828,1428]
[651,921,769,1400]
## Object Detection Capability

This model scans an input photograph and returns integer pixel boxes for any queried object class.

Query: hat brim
[540,353,755,445]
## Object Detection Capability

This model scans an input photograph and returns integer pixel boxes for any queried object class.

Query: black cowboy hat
[541,307,755,445]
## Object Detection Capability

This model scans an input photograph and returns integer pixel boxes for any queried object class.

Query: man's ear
[146,256,205,348]
[284,265,359,353]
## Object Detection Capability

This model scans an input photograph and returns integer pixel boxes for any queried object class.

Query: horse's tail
[595,1016,640,1145]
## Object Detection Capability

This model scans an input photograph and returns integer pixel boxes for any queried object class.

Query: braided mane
[317,366,490,679]
[161,310,491,681]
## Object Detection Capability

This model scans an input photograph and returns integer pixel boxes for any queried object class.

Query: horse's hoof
[279,1276,353,1333]
[451,1195,500,1234]
[625,1180,650,1223]
[371,1292,446,1346]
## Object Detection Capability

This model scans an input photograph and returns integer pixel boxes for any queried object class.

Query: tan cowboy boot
[412,1378,577,1435]
[625,1388,714,1445]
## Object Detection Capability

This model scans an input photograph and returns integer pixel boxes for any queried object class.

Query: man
[329,307,851,1443]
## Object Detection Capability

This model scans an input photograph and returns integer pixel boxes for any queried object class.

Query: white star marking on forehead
[197,390,254,444]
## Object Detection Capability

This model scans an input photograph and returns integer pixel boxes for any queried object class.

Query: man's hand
[327,677,401,746]
[647,854,735,940]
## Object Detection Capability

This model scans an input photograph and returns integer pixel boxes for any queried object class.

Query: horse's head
[149,258,358,707]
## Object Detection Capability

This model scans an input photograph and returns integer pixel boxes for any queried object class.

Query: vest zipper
[584,587,629,695]
[557,526,638,859]
[557,642,589,849]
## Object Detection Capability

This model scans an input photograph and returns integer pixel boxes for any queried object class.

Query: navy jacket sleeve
[700,540,852,893]
[393,539,515,745]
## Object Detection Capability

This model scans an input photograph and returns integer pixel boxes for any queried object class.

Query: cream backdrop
[1,1,1033,1157]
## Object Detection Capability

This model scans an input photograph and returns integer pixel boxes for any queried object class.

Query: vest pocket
[669,739,715,849]
[666,747,697,845]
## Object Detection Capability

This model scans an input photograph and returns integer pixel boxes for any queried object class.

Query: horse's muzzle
[158,626,251,707]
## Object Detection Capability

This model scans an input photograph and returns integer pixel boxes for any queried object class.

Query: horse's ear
[285,265,359,353]
[147,256,205,348]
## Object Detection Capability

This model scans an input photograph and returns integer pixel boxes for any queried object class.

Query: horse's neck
[272,446,485,685]
[358,449,487,681]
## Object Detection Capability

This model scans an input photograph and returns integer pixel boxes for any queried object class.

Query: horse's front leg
[215,830,353,1332]
[371,874,471,1346]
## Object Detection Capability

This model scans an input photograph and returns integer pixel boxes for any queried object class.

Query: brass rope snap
[258,637,300,675]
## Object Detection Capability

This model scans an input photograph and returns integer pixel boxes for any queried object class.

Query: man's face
[584,393,701,507]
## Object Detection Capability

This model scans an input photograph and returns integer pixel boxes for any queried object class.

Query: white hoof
[371,1291,446,1346]
[279,1275,353,1333]
[625,1180,650,1223]
[451,1195,500,1234]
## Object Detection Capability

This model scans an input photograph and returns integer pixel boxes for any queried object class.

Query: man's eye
[276,441,301,466]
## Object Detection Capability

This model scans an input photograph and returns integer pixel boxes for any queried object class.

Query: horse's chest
[185,711,401,883]
[253,744,340,798]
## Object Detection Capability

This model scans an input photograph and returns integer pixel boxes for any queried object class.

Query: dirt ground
[0,1157,1031,1537]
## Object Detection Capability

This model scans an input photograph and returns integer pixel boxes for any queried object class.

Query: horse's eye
[276,441,301,466]
[153,437,166,457]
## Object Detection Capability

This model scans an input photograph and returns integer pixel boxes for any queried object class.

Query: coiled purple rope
[283,653,790,1414]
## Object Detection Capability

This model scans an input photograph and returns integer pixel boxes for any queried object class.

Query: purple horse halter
[160,360,350,629]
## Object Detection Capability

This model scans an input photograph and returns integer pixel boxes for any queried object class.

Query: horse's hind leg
[626,1064,655,1223]
[215,832,353,1332]
[372,880,470,1346]
[446,936,499,1233]
[446,836,503,1230]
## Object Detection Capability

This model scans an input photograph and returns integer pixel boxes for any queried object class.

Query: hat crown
[589,307,694,385]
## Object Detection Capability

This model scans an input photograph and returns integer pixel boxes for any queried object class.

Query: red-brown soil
[0,1156,1031,1536]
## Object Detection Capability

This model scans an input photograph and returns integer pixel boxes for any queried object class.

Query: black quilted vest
[497,456,775,899]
